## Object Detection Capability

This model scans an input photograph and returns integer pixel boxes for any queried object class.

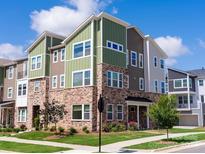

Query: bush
[34,117,40,131]
[20,124,27,131]
[103,123,126,132]
[44,127,49,131]
[128,122,137,131]
[102,124,110,132]
[50,126,56,132]
[82,126,89,134]
[58,127,65,135]
[13,128,21,133]
[69,127,77,135]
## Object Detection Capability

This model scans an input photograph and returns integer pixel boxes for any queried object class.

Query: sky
[0,0,204,70]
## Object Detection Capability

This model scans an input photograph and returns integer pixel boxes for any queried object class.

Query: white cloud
[155,36,189,66]
[198,39,205,48]
[30,0,113,36]
[0,43,25,60]
[112,7,118,14]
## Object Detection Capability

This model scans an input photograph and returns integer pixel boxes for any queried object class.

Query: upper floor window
[18,83,27,96]
[153,57,158,67]
[199,80,204,86]
[161,81,165,94]
[139,53,143,68]
[23,62,28,77]
[60,74,65,88]
[73,40,91,58]
[31,55,42,70]
[72,104,91,120]
[8,66,14,79]
[174,78,188,88]
[154,80,158,93]
[61,48,65,61]
[7,87,13,98]
[131,51,137,67]
[34,80,40,92]
[139,78,144,90]
[52,76,57,89]
[53,50,58,63]
[107,71,123,88]
[73,70,91,87]
[189,78,192,88]
[106,40,123,52]
[160,59,165,69]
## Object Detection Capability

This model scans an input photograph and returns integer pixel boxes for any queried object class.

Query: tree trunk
[166,129,169,140]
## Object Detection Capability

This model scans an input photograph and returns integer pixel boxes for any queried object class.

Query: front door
[128,106,137,122]
[32,105,40,127]
[139,106,147,129]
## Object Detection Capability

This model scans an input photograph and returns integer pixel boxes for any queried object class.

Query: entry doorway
[32,105,40,127]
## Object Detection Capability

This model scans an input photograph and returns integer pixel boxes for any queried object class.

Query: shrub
[102,124,110,132]
[44,127,49,131]
[58,127,65,135]
[6,128,13,132]
[34,117,40,131]
[13,128,21,133]
[69,127,77,135]
[50,126,56,132]
[117,124,126,132]
[82,126,90,134]
[103,123,126,132]
[128,121,137,131]
[20,124,27,131]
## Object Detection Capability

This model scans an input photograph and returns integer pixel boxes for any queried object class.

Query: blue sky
[0,0,204,70]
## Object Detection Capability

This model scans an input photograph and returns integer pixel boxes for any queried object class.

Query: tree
[149,95,179,140]
[40,99,67,131]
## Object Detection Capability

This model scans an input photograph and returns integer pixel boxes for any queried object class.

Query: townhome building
[0,12,167,131]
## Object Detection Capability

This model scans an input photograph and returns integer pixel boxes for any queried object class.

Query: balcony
[17,71,27,79]
[177,103,189,109]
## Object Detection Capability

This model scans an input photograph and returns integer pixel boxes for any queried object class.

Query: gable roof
[187,68,205,78]
[127,26,145,39]
[0,58,14,67]
[168,67,196,77]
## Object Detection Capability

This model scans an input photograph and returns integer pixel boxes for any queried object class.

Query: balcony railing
[17,71,27,79]
[177,103,188,109]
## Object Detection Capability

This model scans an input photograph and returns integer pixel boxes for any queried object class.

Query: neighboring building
[0,12,167,131]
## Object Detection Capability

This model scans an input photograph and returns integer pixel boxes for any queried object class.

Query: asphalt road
[173,144,205,153]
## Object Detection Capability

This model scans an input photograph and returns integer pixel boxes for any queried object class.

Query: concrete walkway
[0,132,205,153]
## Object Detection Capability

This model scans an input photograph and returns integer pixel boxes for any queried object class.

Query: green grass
[126,133,205,150]
[16,131,160,146]
[169,128,205,133]
[0,141,71,153]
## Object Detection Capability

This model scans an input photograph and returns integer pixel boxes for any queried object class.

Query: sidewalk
[0,132,204,153]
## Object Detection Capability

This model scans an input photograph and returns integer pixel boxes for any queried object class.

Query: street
[173,144,205,153]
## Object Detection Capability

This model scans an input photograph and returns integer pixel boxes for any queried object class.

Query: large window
[73,40,91,58]
[34,81,40,92]
[73,70,91,87]
[18,83,27,96]
[7,87,13,98]
[60,74,65,88]
[174,79,188,88]
[18,108,27,122]
[139,78,144,90]
[31,55,42,70]
[199,80,204,86]
[117,105,123,120]
[61,48,65,61]
[160,59,165,69]
[8,66,14,79]
[107,104,113,121]
[72,104,91,120]
[52,76,57,88]
[106,40,123,52]
[178,96,188,108]
[107,71,123,88]
[53,50,58,63]
[131,51,137,67]
[139,53,143,68]
[161,81,165,94]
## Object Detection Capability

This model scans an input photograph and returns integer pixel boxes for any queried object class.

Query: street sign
[98,95,104,113]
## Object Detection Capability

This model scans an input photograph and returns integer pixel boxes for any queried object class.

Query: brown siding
[127,28,144,91]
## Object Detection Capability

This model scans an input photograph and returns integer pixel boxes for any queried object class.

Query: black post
[99,111,102,153]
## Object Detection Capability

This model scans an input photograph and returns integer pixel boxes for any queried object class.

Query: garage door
[179,115,198,126]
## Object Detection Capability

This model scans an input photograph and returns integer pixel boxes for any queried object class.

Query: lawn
[16,131,161,146]
[0,141,71,153]
[126,133,205,150]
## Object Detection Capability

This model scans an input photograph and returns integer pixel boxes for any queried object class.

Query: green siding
[45,55,50,76]
[0,67,4,86]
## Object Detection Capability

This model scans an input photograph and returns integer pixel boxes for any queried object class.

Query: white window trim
[72,69,91,88]
[53,50,58,63]
[8,66,14,79]
[139,53,144,68]
[34,81,40,92]
[106,40,124,53]
[60,74,65,88]
[139,77,144,91]
[107,71,123,89]
[153,56,158,68]
[71,104,91,121]
[18,108,27,122]
[106,104,113,121]
[174,78,188,89]
[72,39,91,59]
[17,83,27,97]
[199,79,204,86]
[117,104,123,121]
[61,48,65,61]
[31,55,42,71]
[131,51,137,67]
[52,76,58,89]
[7,87,13,98]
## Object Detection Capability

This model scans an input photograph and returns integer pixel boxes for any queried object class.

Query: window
[178,96,189,107]
[106,40,123,52]
[131,51,137,67]
[73,40,91,58]
[139,78,144,90]
[117,105,123,120]
[153,57,157,67]
[8,66,14,79]
[7,87,13,98]
[18,108,27,122]
[73,70,91,87]
[190,96,193,104]
[199,80,204,86]
[107,71,123,88]
[61,48,65,61]
[23,62,28,77]
[178,96,183,104]
[183,79,187,87]
[161,81,165,94]
[160,59,165,69]
[60,74,65,88]
[107,104,113,120]
[18,83,27,96]
[201,95,204,103]
[53,50,58,63]
[34,81,40,92]
[72,104,91,120]
[154,80,158,92]
[174,79,188,88]
[52,76,57,88]
[31,55,42,70]
[139,53,143,68]
[183,96,188,104]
